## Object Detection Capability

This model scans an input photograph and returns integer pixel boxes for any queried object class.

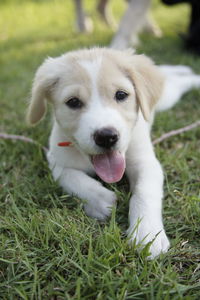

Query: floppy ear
[128,54,164,121]
[26,58,59,125]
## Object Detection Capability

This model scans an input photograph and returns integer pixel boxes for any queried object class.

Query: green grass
[0,0,200,299]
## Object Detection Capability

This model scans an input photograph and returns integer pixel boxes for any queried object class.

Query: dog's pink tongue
[92,151,125,183]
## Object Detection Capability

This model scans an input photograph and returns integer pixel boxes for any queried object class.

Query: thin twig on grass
[152,120,200,145]
[0,133,48,153]
[0,120,200,151]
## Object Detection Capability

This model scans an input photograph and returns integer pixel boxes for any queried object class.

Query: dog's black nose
[94,127,119,149]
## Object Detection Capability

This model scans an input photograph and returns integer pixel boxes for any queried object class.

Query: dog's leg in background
[74,0,93,32]
[51,165,116,220]
[74,0,86,32]
[142,14,162,37]
[110,0,150,49]
[74,0,112,32]
[126,115,170,258]
[97,0,115,27]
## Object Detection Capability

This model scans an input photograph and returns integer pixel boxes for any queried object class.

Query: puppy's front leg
[52,166,116,220]
[127,155,170,258]
[126,130,170,258]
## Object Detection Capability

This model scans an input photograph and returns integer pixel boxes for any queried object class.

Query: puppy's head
[27,48,164,183]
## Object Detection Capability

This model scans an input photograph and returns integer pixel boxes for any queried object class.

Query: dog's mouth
[91,151,125,183]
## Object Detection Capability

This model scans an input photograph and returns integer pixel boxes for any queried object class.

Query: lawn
[0,0,200,299]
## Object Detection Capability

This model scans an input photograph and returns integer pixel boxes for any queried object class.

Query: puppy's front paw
[147,230,170,259]
[127,221,170,259]
[84,188,117,220]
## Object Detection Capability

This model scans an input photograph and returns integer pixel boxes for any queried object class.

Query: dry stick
[0,120,200,151]
[153,120,200,145]
[0,133,48,153]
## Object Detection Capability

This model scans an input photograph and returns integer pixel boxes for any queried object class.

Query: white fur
[74,59,133,155]
[157,65,200,111]
[29,51,200,259]
[126,112,169,258]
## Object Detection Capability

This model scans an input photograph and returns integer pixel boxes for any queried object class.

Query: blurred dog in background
[74,0,113,32]
[74,0,200,54]
[73,0,161,49]
[162,0,200,55]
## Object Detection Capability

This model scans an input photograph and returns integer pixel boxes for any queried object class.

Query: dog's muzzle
[93,127,119,149]
[91,127,125,183]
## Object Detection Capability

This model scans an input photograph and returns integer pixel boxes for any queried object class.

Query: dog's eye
[115,90,129,102]
[65,97,83,109]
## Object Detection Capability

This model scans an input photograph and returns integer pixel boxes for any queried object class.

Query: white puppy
[27,48,200,258]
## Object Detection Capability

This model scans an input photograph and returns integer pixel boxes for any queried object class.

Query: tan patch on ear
[127,55,164,121]
[88,48,164,121]
[26,79,58,125]
[26,60,59,125]
[26,81,46,125]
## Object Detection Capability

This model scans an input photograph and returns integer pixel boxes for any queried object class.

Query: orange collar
[57,141,73,147]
